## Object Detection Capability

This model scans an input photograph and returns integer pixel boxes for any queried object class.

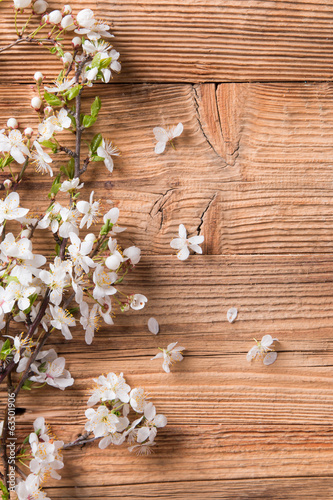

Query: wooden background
[1,0,333,498]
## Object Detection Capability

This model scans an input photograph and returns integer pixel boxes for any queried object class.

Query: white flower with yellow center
[7,281,36,311]
[59,207,80,238]
[44,76,76,94]
[0,192,29,223]
[80,302,100,345]
[85,405,119,438]
[77,191,100,229]
[151,342,185,373]
[97,139,120,173]
[49,305,76,340]
[129,387,149,413]
[170,223,204,260]
[68,232,96,274]
[30,348,74,390]
[92,263,117,300]
[246,335,278,366]
[31,141,53,177]
[153,122,183,154]
[0,129,30,164]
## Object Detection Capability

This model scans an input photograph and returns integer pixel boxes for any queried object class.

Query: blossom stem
[63,434,100,449]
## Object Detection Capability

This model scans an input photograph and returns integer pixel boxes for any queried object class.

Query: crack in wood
[197,193,217,235]
[148,188,175,231]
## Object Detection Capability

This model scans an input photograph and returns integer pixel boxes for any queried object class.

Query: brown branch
[63,433,99,449]
[0,36,56,54]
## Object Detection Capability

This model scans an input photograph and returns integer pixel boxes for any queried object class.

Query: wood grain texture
[1,83,333,256]
[5,255,333,499]
[2,0,333,82]
[1,3,333,496]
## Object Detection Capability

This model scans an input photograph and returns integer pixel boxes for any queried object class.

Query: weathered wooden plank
[3,255,331,497]
[1,0,333,81]
[0,83,333,255]
[45,477,333,500]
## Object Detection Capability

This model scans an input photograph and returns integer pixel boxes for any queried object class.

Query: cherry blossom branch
[62,433,100,449]
[0,36,56,54]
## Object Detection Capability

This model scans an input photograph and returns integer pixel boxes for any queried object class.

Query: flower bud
[31,96,43,111]
[32,0,48,14]
[24,127,34,138]
[41,14,49,23]
[7,118,18,129]
[3,179,12,190]
[61,52,73,66]
[61,14,75,30]
[44,106,53,116]
[21,229,31,238]
[34,71,44,84]
[71,36,82,49]
[62,4,72,15]
[13,0,32,9]
[85,233,95,243]
[48,10,62,24]
[76,8,95,28]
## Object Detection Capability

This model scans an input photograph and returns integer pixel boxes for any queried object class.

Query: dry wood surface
[1,1,333,499]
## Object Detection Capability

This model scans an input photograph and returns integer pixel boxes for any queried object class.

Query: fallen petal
[227,307,238,323]
[148,317,159,335]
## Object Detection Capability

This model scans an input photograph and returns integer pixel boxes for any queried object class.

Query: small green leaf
[91,52,101,68]
[22,380,33,391]
[99,57,112,69]
[64,84,82,101]
[82,115,97,128]
[40,140,58,153]
[91,96,102,118]
[55,244,60,257]
[44,91,63,107]
[92,155,105,162]
[90,133,102,154]
[48,174,62,199]
[38,362,47,373]
[4,275,20,284]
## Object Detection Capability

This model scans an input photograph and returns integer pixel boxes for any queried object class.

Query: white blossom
[105,237,123,270]
[33,0,48,14]
[38,202,62,233]
[153,122,183,154]
[123,246,141,265]
[0,129,30,163]
[88,372,131,406]
[247,335,278,365]
[170,223,204,260]
[77,191,100,228]
[130,387,149,413]
[0,233,33,260]
[85,406,119,438]
[136,402,167,443]
[129,293,147,311]
[13,0,31,10]
[80,302,99,344]
[59,207,80,237]
[31,141,53,176]
[30,349,74,389]
[75,9,113,40]
[49,305,76,340]
[68,232,95,274]
[92,263,117,300]
[39,257,70,305]
[97,139,120,173]
[7,281,36,311]
[151,342,185,373]
[44,77,76,94]
[0,192,29,223]
[59,178,83,192]
[16,474,51,500]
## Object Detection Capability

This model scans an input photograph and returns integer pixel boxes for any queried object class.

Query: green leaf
[92,155,105,162]
[91,96,102,118]
[48,174,62,199]
[90,133,102,154]
[99,57,112,69]
[22,380,33,391]
[4,275,20,284]
[91,52,102,68]
[82,115,97,128]
[38,362,47,373]
[40,140,58,153]
[44,91,63,107]
[64,84,82,101]
[100,220,111,236]
[55,243,60,257]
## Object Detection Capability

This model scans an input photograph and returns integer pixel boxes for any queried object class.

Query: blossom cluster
[85,372,167,454]
[15,417,63,500]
